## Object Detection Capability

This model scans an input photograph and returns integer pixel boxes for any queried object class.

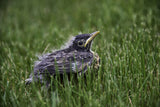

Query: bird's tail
[25,77,33,85]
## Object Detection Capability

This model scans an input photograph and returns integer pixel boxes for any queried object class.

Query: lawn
[0,0,160,106]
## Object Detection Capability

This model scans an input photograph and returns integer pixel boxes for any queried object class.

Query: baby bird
[25,31,100,85]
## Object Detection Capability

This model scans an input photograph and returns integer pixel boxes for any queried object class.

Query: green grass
[0,0,160,106]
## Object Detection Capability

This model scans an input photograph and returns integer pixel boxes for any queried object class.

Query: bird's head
[69,31,100,52]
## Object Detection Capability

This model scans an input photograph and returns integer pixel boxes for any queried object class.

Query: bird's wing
[34,51,93,75]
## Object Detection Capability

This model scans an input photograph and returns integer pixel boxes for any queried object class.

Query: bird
[25,31,100,85]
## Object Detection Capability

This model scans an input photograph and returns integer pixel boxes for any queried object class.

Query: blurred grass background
[0,0,160,106]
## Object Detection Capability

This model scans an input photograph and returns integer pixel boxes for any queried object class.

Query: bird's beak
[84,31,100,47]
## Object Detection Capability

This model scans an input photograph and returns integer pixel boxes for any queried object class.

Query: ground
[0,0,160,106]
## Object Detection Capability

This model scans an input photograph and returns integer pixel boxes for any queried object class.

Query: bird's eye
[78,40,84,47]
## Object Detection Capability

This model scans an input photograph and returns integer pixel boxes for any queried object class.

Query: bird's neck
[62,47,75,53]
[63,46,91,53]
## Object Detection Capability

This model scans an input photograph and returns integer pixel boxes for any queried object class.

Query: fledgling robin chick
[25,31,100,85]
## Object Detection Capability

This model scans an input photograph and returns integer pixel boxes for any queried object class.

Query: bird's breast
[92,52,100,70]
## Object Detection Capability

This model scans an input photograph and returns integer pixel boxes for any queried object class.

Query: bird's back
[33,49,94,76]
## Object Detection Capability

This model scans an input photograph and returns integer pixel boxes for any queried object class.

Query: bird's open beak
[84,31,100,47]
